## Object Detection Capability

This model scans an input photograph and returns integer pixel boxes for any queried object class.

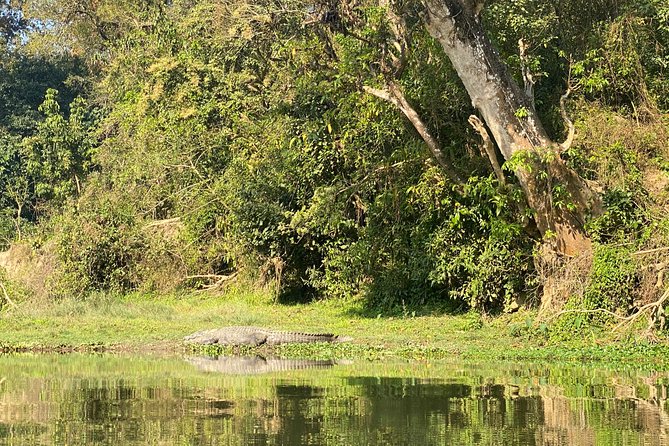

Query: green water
[0,354,667,445]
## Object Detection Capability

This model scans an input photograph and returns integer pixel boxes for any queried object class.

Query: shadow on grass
[343,286,468,319]
[273,274,509,320]
[272,280,468,318]
[275,283,319,305]
[346,300,467,319]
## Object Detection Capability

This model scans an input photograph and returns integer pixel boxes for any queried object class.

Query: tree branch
[518,39,536,110]
[559,57,577,152]
[364,84,464,184]
[633,246,669,256]
[559,87,576,152]
[184,273,238,292]
[0,282,17,309]
[468,115,505,184]
[365,1,463,184]
[543,288,669,334]
[363,85,395,104]
[144,217,182,228]
[379,0,410,77]
[613,287,669,333]
[543,308,627,322]
[185,274,234,280]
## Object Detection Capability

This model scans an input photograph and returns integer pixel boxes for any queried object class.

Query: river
[0,354,667,445]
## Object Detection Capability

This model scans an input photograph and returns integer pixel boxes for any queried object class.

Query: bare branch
[363,2,464,183]
[144,217,182,228]
[633,246,669,256]
[0,282,17,309]
[543,288,669,334]
[184,273,238,292]
[364,84,464,184]
[613,287,669,333]
[468,115,505,184]
[379,0,410,77]
[559,57,577,152]
[518,39,536,109]
[185,274,233,280]
[363,85,395,104]
[542,307,628,322]
[559,88,576,152]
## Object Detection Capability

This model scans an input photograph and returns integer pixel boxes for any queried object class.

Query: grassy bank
[1,289,669,368]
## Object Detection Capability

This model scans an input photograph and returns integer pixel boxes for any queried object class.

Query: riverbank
[1,290,669,368]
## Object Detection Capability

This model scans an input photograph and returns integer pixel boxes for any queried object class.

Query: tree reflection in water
[0,354,667,445]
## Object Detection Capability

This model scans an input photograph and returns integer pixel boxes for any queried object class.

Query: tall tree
[316,0,603,256]
[421,0,602,255]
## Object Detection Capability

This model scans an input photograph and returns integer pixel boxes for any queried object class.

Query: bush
[550,244,639,339]
[317,169,535,312]
[587,187,649,243]
[51,198,145,297]
[584,245,638,312]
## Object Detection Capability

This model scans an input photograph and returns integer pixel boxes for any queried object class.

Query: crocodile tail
[264,331,330,344]
[334,335,353,343]
[287,332,353,343]
[288,332,351,343]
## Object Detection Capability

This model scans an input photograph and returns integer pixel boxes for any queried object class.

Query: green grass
[2,288,669,368]
[0,289,500,350]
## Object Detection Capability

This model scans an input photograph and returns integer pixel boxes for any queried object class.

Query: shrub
[584,245,638,312]
[51,196,145,297]
[317,169,535,312]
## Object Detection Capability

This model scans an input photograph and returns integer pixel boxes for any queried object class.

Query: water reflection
[186,355,337,374]
[0,354,667,445]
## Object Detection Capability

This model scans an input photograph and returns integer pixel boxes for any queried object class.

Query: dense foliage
[0,0,668,321]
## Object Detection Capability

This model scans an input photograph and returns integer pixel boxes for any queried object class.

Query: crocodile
[183,325,352,346]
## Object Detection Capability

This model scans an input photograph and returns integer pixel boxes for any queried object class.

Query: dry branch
[362,0,464,185]
[185,274,231,280]
[544,288,669,334]
[184,273,238,292]
[144,217,182,228]
[0,282,17,308]
[543,307,627,323]
[518,39,536,109]
[364,84,463,184]
[468,114,505,184]
[613,287,669,333]
[559,88,575,152]
[633,246,669,256]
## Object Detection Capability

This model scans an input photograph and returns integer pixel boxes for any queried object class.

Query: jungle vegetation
[0,0,668,337]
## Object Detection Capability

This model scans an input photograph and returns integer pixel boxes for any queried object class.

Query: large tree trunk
[422,0,601,256]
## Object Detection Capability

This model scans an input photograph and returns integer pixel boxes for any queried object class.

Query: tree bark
[422,0,601,256]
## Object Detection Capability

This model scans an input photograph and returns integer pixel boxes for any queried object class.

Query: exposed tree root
[613,287,669,334]
[543,307,627,323]
[543,288,669,337]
